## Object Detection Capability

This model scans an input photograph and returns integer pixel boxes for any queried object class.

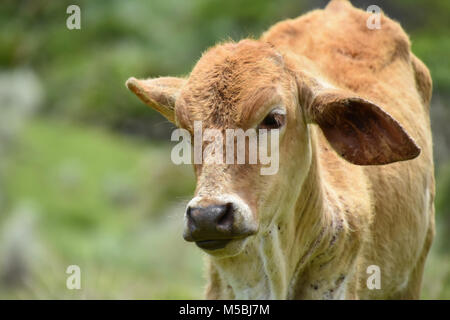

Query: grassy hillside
[0,118,203,299]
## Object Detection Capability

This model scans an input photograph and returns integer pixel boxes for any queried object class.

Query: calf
[127,0,434,299]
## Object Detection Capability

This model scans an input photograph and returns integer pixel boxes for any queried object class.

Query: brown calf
[127,0,434,299]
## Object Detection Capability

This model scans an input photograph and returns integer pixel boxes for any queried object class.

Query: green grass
[0,117,203,299]
[422,243,450,299]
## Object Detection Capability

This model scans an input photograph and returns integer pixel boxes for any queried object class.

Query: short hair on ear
[301,83,420,165]
[126,76,186,123]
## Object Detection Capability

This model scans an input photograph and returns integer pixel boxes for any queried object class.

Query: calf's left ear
[126,76,186,123]
[306,90,421,165]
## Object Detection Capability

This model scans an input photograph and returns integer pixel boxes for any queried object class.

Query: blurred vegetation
[0,0,448,299]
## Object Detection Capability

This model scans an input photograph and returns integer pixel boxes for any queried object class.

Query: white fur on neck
[211,224,291,299]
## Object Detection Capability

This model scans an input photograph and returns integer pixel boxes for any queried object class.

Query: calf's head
[127,40,419,257]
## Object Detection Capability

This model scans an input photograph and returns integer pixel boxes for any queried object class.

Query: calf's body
[127,0,434,299]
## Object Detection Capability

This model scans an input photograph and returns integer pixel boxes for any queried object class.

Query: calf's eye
[258,110,286,130]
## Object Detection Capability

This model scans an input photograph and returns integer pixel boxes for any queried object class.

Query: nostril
[186,206,197,229]
[186,206,192,218]
[186,206,192,221]
[217,202,234,230]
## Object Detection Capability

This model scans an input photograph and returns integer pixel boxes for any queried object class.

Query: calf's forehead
[176,40,291,128]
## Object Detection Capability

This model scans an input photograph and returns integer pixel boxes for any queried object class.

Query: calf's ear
[126,76,186,123]
[304,88,421,165]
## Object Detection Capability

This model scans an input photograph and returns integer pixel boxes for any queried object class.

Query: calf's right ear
[299,82,421,166]
[126,76,186,123]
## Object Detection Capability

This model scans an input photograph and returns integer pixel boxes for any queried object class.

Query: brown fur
[126,0,434,299]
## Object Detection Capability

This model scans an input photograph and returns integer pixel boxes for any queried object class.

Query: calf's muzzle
[183,203,235,250]
[184,199,259,250]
